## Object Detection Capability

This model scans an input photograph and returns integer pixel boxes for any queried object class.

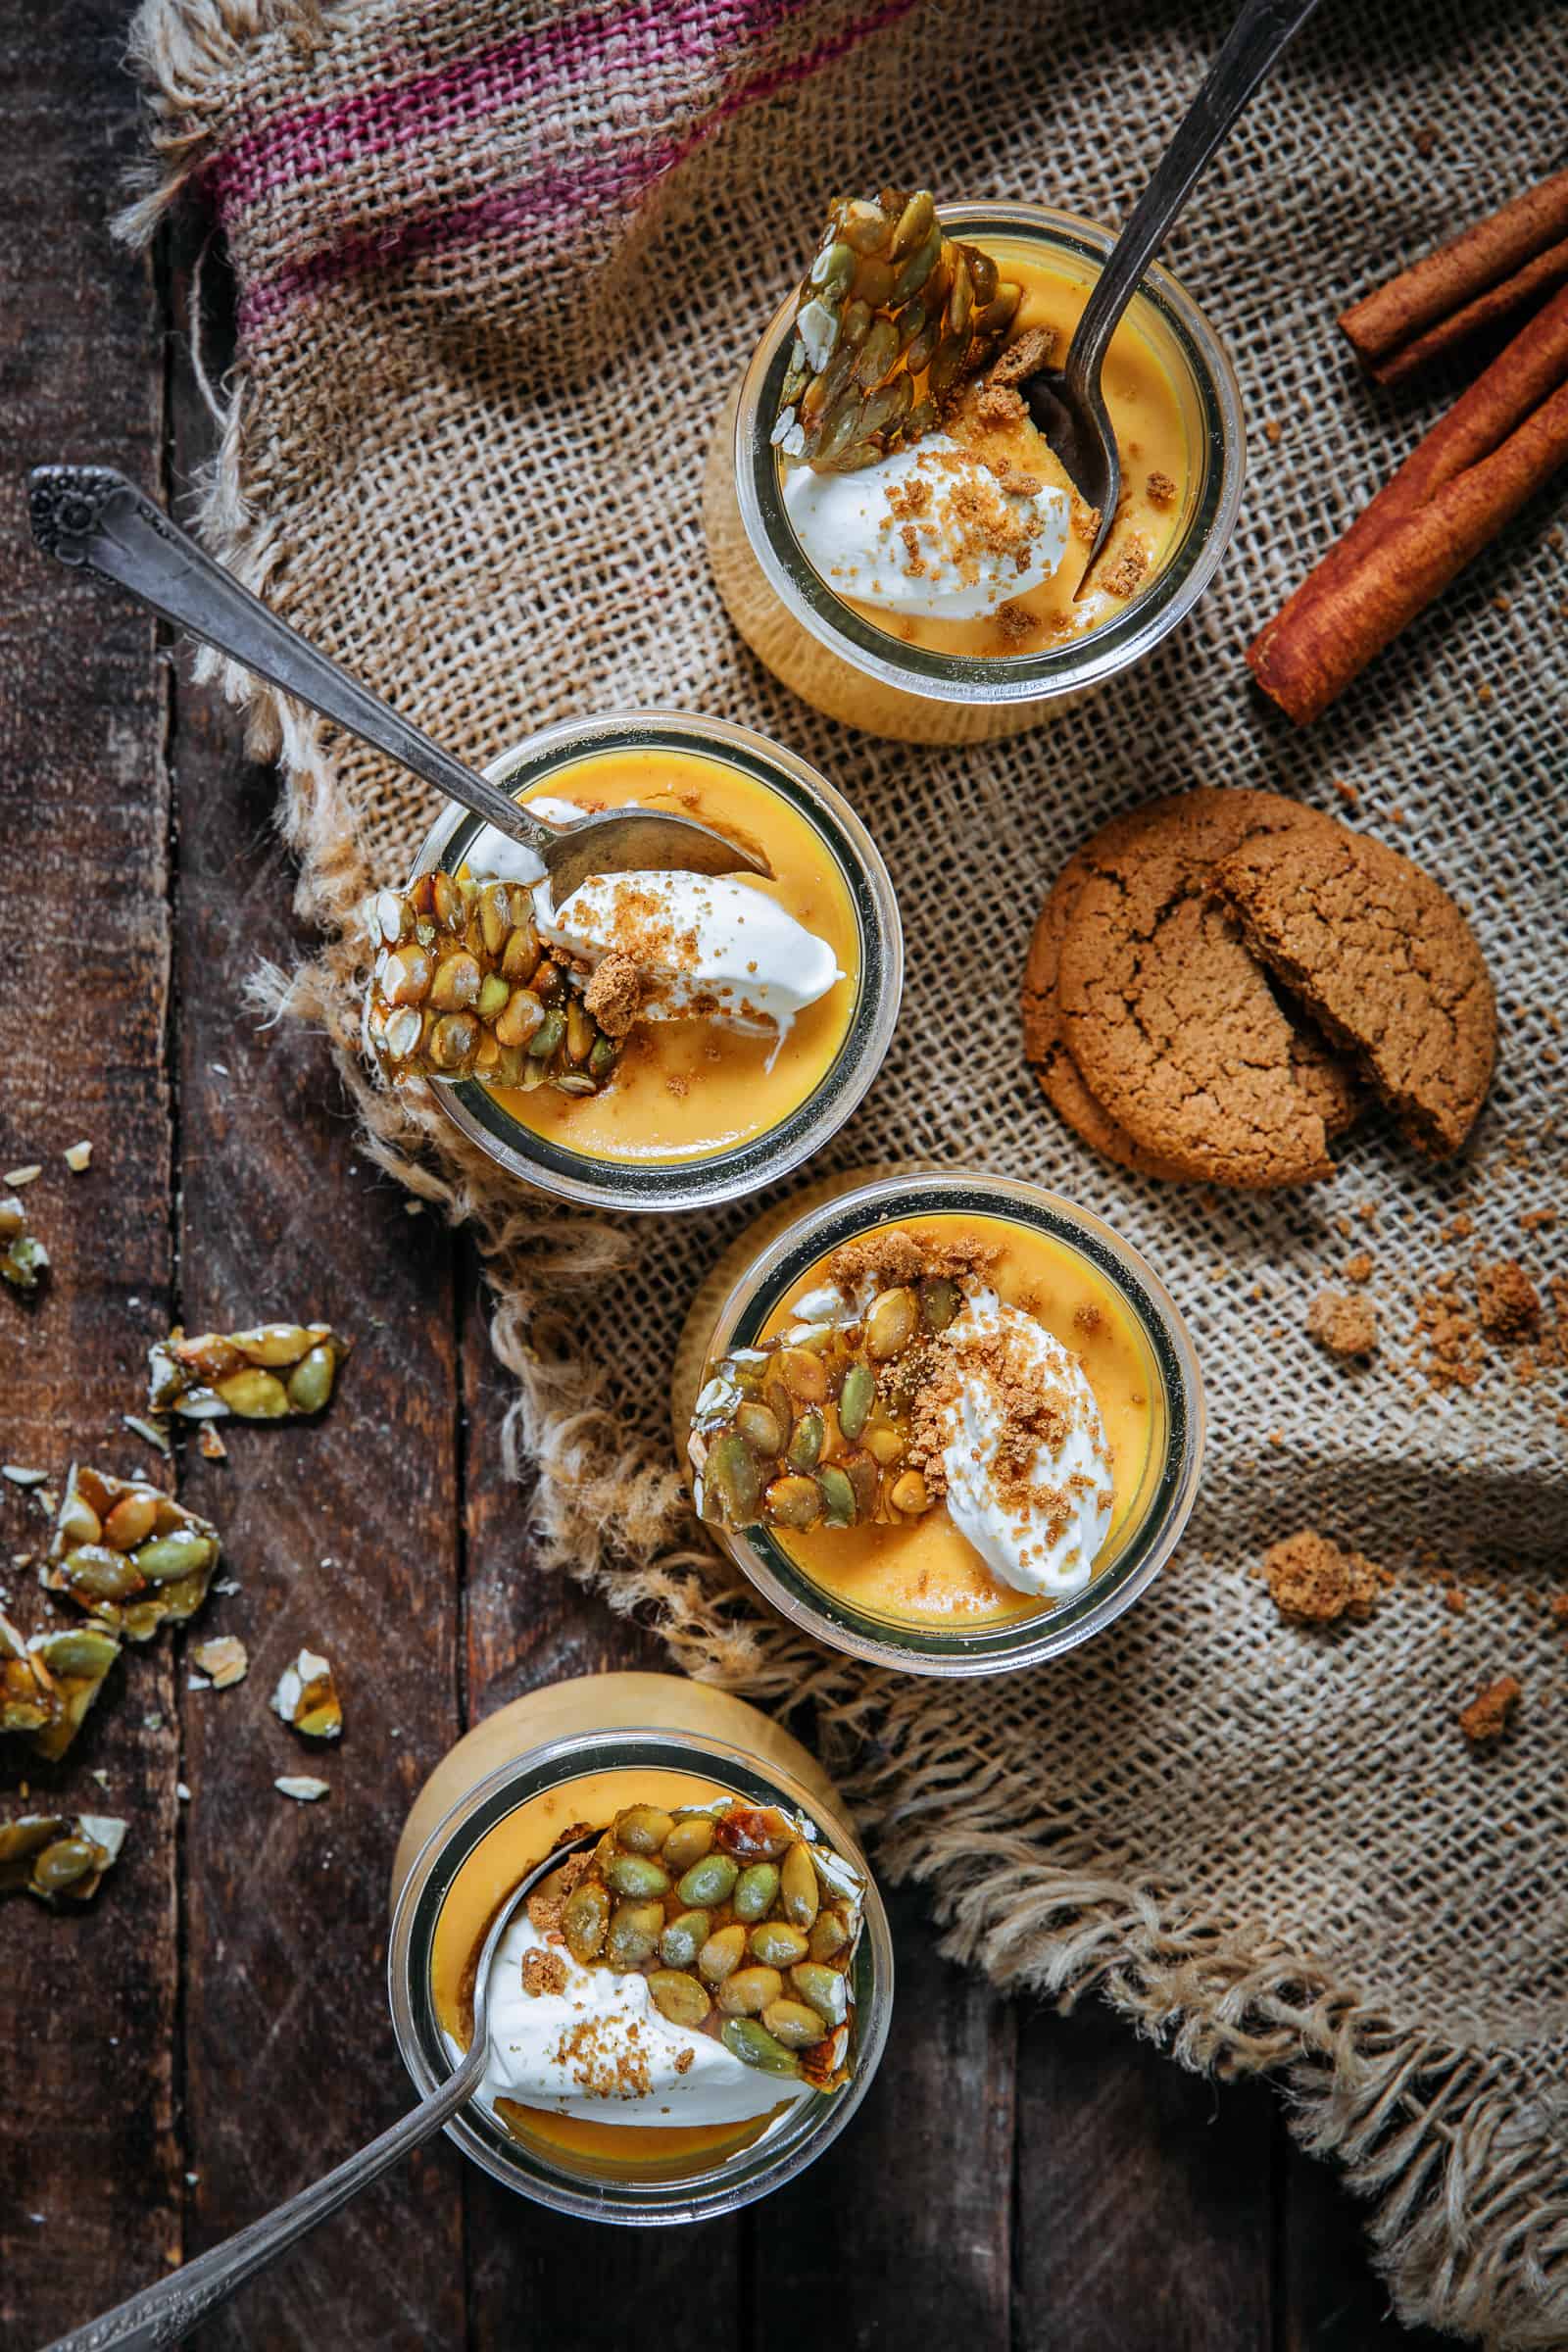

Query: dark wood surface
[0,9,1453,2347]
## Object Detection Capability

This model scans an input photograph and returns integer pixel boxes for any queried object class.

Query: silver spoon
[27,466,769,900]
[1022,0,1325,594]
[41,1834,592,2352]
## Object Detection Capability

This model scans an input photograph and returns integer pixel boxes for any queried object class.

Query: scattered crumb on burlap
[121,2,1568,2342]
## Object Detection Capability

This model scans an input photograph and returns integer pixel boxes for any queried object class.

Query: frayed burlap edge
[116,6,1568,2341]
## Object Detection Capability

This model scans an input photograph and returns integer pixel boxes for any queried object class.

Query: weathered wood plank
[162,218,469,2345]
[751,1886,1016,2352]
[0,3,181,2339]
[1013,1995,1275,2351]
[1279,2124,1450,2351]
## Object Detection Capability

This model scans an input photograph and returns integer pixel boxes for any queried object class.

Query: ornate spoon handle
[39,2045,485,2352]
[27,464,553,857]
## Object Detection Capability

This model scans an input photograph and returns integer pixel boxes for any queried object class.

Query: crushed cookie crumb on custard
[995,599,1035,645]
[550,2014,654,2101]
[1102,540,1149,599]
[827,1225,1002,1293]
[1146,469,1177,508]
[583,951,645,1039]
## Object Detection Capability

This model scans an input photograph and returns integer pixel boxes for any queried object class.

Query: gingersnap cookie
[1054,790,1363,1188]
[1212,823,1495,1157]
[1021,815,1192,1182]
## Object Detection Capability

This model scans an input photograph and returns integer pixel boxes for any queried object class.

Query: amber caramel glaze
[760,1213,1159,1627]
[829,237,1190,658]
[484,749,859,1164]
[432,1765,792,2175]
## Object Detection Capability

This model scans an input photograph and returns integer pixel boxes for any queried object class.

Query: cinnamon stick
[1249,281,1568,725]
[1341,168,1568,386]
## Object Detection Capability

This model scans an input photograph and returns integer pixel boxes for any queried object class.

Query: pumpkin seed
[500,923,541,982]
[36,1630,119,1679]
[720,2017,800,2077]
[891,221,943,305]
[780,1840,821,1931]
[678,1852,740,1909]
[132,1531,212,1586]
[790,1962,849,2027]
[736,1400,785,1456]
[778,1348,827,1402]
[760,1997,830,2050]
[605,1851,670,1899]
[662,1816,715,1873]
[889,188,936,261]
[841,1449,879,1521]
[731,1862,780,1922]
[919,1276,961,1333]
[286,1345,337,1414]
[866,1287,918,1359]
[63,1544,144,1601]
[750,1920,809,1969]
[607,1898,665,1969]
[717,1964,784,2018]
[853,316,900,389]
[808,1908,850,1962]
[647,1969,711,2030]
[816,1465,857,1528]
[765,1474,820,1530]
[786,1407,824,1471]
[699,1923,749,1984]
[102,1493,159,1549]
[705,1433,761,1527]
[890,1469,931,1515]
[475,973,511,1023]
[838,1363,875,1442]
[614,1803,674,1854]
[563,1880,610,1963]
[428,951,482,1012]
[213,1368,289,1418]
[660,1908,711,1969]
[528,1007,566,1061]
[864,1423,905,1466]
[31,1838,100,1893]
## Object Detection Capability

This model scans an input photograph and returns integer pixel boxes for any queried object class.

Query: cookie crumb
[1549,1594,1568,1624]
[1263,418,1282,445]
[1444,1587,1467,1615]
[1458,1674,1520,1747]
[1307,1290,1378,1357]
[1146,469,1177,508]
[1412,122,1439,157]
[1343,1250,1375,1284]
[1518,1207,1557,1233]
[1476,1259,1541,1340]
[1263,1530,1380,1626]
[520,1947,568,1998]
[583,952,644,1039]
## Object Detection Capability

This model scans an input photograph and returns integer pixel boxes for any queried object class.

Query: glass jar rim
[685,1165,1205,1675]
[733,199,1247,710]
[387,1720,895,2223]
[410,708,903,1213]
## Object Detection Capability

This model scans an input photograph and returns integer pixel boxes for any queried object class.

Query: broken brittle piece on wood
[0,1194,49,1295]
[147,1323,350,1421]
[191,1635,248,1689]
[0,1613,121,1762]
[0,1811,127,1903]
[46,1465,220,1642]
[271,1647,342,1740]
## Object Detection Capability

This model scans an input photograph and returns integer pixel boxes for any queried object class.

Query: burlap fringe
[117,5,1568,2341]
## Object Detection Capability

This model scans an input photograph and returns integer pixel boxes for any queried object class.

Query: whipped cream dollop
[465,800,843,1038]
[929,1288,1113,1598]
[782,437,1070,620]
[467,1914,815,2131]
[779,1275,1113,1598]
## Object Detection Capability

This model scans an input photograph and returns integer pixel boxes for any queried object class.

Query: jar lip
[689,1165,1206,1676]
[387,1722,895,2222]
[408,708,903,1212]
[734,199,1247,708]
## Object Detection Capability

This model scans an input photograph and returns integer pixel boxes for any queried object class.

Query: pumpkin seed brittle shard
[271,1647,342,1740]
[534,1793,862,2092]
[0,1811,127,1903]
[191,1635,248,1690]
[690,1271,960,1535]
[148,1323,350,1421]
[45,1464,220,1642]
[773,186,1023,473]
[0,1195,49,1295]
[362,871,620,1097]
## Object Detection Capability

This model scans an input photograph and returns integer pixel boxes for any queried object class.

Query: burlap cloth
[121,0,1567,2337]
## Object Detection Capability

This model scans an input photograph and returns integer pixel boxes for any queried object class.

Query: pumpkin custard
[772,191,1192,658]
[367,745,860,1166]
[430,1774,865,2180]
[689,1213,1160,1631]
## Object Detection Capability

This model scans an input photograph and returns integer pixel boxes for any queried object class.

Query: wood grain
[0,6,181,2339]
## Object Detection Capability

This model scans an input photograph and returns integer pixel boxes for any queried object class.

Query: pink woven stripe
[211,0,832,215]
[232,0,921,331]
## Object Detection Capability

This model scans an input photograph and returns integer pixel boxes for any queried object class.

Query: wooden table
[0,12,1456,2346]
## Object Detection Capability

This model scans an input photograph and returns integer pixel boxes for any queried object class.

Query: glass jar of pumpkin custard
[388,1672,892,2223]
[389,711,901,1212]
[673,1169,1203,1674]
[704,197,1245,744]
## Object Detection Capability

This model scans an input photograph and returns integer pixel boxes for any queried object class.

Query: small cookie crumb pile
[1458,1674,1521,1747]
[1306,1290,1379,1358]
[1263,1530,1380,1626]
[1475,1259,1541,1341]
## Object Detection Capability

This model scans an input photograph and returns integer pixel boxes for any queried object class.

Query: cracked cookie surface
[1213,824,1495,1157]
[1054,790,1362,1188]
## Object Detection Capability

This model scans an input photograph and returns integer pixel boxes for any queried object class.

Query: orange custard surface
[800,237,1191,661]
[431,1765,793,2178]
[484,749,860,1165]
[760,1213,1160,1629]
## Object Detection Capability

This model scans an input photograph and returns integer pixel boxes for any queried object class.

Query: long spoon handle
[1064,0,1326,399]
[27,464,552,858]
[39,2047,485,2352]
